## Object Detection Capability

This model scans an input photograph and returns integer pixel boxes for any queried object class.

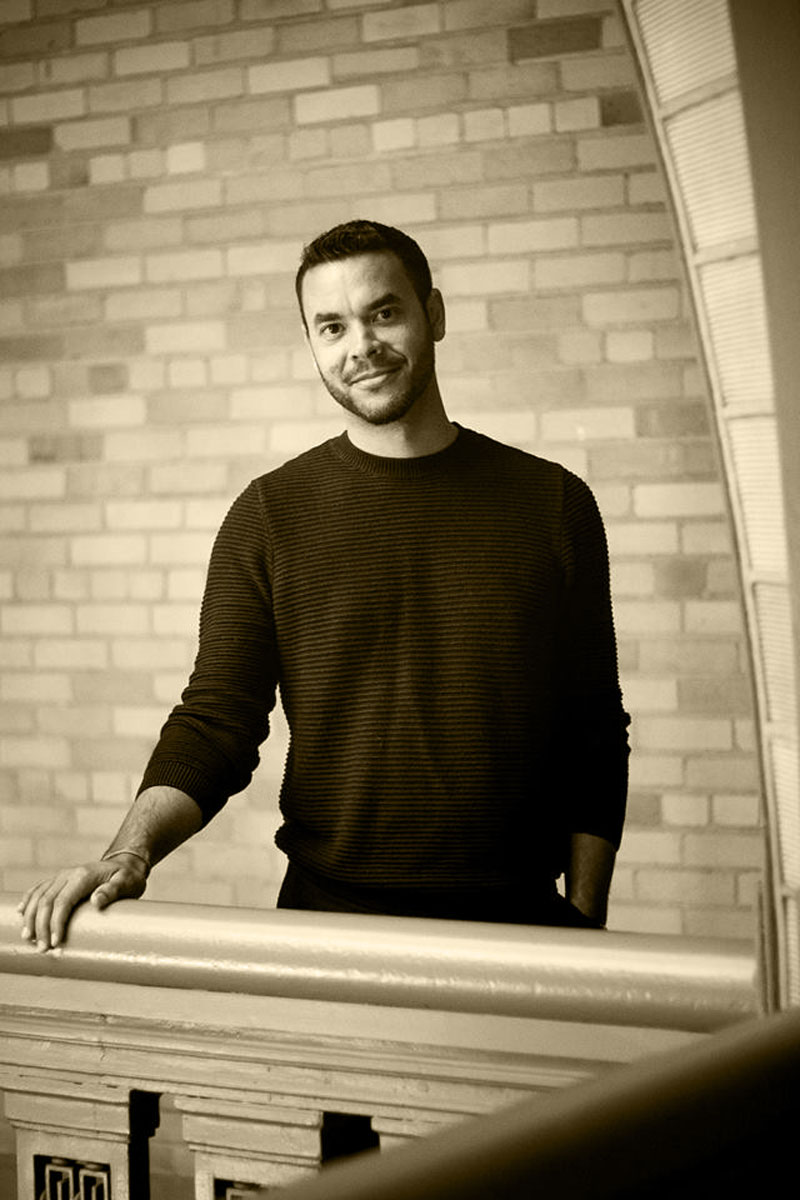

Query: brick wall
[0,0,763,938]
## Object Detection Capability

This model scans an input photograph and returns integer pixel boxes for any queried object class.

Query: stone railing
[0,894,760,1199]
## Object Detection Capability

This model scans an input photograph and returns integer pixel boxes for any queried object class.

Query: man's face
[301,251,444,427]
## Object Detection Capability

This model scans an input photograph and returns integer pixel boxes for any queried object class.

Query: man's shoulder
[461,427,572,486]
[249,434,343,494]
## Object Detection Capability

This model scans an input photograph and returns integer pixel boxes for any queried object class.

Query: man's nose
[348,322,379,358]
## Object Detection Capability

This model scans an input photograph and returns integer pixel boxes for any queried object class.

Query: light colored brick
[583,287,680,326]
[102,430,183,464]
[249,57,330,94]
[535,252,625,290]
[683,832,763,870]
[226,239,300,277]
[712,793,761,828]
[634,482,725,519]
[0,468,66,501]
[363,4,440,41]
[145,321,226,355]
[628,170,667,206]
[0,736,70,770]
[606,330,654,362]
[16,366,51,399]
[149,532,215,565]
[560,52,636,92]
[295,84,380,125]
[114,40,190,76]
[165,141,205,174]
[66,257,142,292]
[582,211,672,247]
[76,605,150,637]
[89,154,125,185]
[488,217,578,254]
[440,260,528,296]
[687,756,760,791]
[637,869,735,906]
[167,67,243,106]
[372,117,416,153]
[558,329,602,364]
[89,78,162,114]
[662,793,710,827]
[145,179,222,214]
[77,10,152,47]
[681,522,732,556]
[12,162,49,193]
[185,424,267,457]
[541,406,634,442]
[71,534,147,566]
[555,96,599,131]
[145,248,223,283]
[168,359,207,388]
[12,88,85,125]
[105,289,183,323]
[110,639,189,671]
[619,674,677,711]
[534,174,624,213]
[685,601,742,635]
[105,500,183,530]
[445,299,488,332]
[156,0,235,32]
[507,102,551,137]
[614,600,681,634]
[334,47,419,78]
[55,117,131,151]
[195,26,275,65]
[618,830,681,865]
[1,605,72,636]
[417,112,460,147]
[638,717,733,753]
[29,503,103,534]
[463,107,505,142]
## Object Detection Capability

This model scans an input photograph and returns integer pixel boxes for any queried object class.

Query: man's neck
[344,391,457,459]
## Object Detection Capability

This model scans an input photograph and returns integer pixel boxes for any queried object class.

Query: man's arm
[565,831,617,928]
[18,785,203,952]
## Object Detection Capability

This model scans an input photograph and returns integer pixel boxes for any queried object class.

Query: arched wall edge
[619,0,799,1008]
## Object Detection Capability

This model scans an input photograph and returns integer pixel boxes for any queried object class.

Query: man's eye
[319,323,342,339]
[374,307,396,323]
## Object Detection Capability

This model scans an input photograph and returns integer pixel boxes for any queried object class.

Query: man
[19,219,629,951]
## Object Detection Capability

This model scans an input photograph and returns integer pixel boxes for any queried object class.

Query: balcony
[0,893,759,1198]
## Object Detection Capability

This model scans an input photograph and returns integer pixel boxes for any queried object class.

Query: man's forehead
[301,251,412,309]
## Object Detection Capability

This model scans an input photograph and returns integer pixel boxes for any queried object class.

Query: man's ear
[426,288,446,342]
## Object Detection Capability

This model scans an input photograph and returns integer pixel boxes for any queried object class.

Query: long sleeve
[555,472,630,849]
[137,482,278,822]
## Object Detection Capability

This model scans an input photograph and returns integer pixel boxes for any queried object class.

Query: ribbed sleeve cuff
[137,758,228,824]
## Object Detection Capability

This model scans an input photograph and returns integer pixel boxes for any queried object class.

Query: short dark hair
[295,219,433,327]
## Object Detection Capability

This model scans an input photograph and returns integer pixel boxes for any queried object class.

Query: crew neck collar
[329,425,469,479]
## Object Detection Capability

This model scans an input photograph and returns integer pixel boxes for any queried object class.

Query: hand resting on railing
[17,784,204,952]
[18,854,149,953]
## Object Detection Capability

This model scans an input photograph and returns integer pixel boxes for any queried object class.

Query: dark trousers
[276,862,602,928]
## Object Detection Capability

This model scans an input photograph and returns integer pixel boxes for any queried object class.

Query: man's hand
[17,855,148,953]
[566,832,617,929]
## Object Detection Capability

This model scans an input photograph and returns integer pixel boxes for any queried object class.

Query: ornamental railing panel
[0,894,760,1197]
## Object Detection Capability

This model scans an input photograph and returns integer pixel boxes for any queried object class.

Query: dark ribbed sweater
[139,427,629,890]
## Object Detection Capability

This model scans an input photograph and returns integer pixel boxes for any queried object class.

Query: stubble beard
[319,342,436,427]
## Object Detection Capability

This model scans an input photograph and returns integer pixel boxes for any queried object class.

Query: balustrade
[0,894,759,1198]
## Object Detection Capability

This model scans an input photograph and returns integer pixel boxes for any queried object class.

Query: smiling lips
[349,365,400,385]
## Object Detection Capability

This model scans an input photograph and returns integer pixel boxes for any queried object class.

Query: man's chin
[338,392,417,427]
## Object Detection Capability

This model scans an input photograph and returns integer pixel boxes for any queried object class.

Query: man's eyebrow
[311,292,404,327]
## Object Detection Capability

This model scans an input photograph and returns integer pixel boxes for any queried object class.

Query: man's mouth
[349,366,400,385]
